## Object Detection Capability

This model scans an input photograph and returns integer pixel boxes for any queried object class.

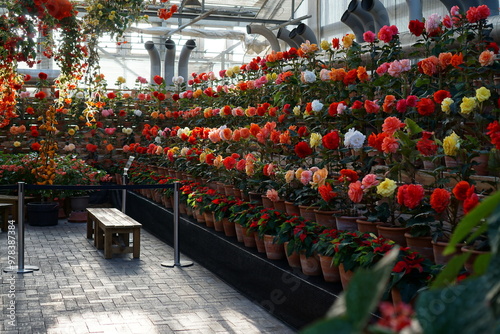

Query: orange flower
[479,50,495,66]
[418,56,439,75]
[249,123,261,137]
[382,116,405,135]
[450,53,464,68]
[318,183,337,202]
[430,188,451,213]
[438,52,452,69]
[382,95,396,113]
[330,68,346,81]
[357,66,370,82]
[453,181,470,201]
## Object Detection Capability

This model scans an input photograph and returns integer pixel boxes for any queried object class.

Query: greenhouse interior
[1,0,500,333]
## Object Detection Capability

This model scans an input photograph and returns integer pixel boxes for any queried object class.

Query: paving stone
[0,219,296,333]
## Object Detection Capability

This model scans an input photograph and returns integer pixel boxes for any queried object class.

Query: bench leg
[86,217,93,239]
[133,228,140,258]
[104,229,113,259]
[96,224,104,249]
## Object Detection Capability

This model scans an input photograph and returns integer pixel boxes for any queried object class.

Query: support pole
[3,182,39,273]
[121,174,127,213]
[162,182,193,268]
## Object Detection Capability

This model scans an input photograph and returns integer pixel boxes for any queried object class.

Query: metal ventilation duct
[296,23,318,45]
[341,10,365,42]
[164,39,176,86]
[348,0,376,32]
[277,28,299,49]
[178,40,196,84]
[246,25,281,52]
[361,0,390,32]
[406,0,423,21]
[144,41,161,83]
[482,0,499,16]
[289,28,306,46]
[439,0,465,11]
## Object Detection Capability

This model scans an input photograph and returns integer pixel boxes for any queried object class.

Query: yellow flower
[68,128,76,136]
[295,168,304,180]
[116,76,126,84]
[245,160,255,176]
[310,168,328,189]
[460,97,476,114]
[285,170,295,183]
[199,152,207,163]
[213,155,223,168]
[271,73,277,80]
[310,133,322,148]
[376,178,397,197]
[476,86,491,102]
[342,33,355,48]
[443,132,460,156]
[441,97,453,114]
[225,69,234,77]
[293,106,301,116]
[320,40,330,50]
[13,141,21,147]
[232,65,241,74]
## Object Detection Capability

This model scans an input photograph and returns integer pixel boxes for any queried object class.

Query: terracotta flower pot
[242,227,256,248]
[336,216,364,232]
[284,241,301,268]
[284,201,301,216]
[234,223,244,242]
[263,234,285,260]
[404,233,434,262]
[213,213,224,232]
[194,208,205,223]
[261,195,274,209]
[314,210,339,228]
[222,218,236,237]
[254,232,266,253]
[319,255,341,283]
[338,263,355,290]
[299,205,318,222]
[248,191,263,205]
[273,199,286,212]
[299,253,321,276]
[461,246,491,274]
[203,211,215,228]
[376,225,410,246]
[356,219,380,235]
[432,240,463,265]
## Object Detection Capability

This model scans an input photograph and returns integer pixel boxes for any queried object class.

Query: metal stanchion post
[3,182,39,273]
[121,174,127,213]
[162,182,193,268]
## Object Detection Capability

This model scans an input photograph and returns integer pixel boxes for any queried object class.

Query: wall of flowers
[2,4,500,322]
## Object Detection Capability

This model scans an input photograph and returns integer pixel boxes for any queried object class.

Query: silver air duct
[178,39,196,85]
[144,41,161,83]
[164,39,176,86]
[289,28,306,46]
[361,0,391,32]
[348,0,376,32]
[246,25,281,52]
[296,23,318,45]
[481,0,499,16]
[406,0,423,21]
[439,0,465,11]
[277,28,299,49]
[340,11,365,42]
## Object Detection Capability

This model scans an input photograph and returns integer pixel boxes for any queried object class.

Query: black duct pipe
[361,0,391,32]
[164,39,176,86]
[144,41,161,83]
[178,40,196,84]
[406,0,423,21]
[348,0,376,32]
[246,25,281,52]
[296,23,318,45]
[340,11,365,42]
[289,28,306,46]
[277,28,299,49]
[439,0,466,11]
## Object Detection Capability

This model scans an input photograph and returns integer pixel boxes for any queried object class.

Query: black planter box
[124,192,341,330]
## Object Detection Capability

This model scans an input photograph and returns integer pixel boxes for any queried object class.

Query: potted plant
[247,207,288,260]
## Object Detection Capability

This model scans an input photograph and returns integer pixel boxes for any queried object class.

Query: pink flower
[300,170,313,185]
[378,25,395,43]
[362,174,379,189]
[363,31,376,43]
[388,61,403,77]
[376,63,390,75]
[208,129,221,143]
[104,127,116,135]
[266,189,280,202]
[425,14,441,36]
[406,95,418,107]
[396,99,407,113]
[348,181,363,203]
[382,136,399,153]
[137,93,146,100]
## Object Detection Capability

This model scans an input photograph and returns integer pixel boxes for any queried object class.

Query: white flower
[302,70,316,83]
[172,76,184,85]
[154,136,162,144]
[122,127,133,135]
[177,127,191,138]
[180,147,189,156]
[133,109,142,117]
[344,128,366,149]
[337,103,347,114]
[311,100,324,112]
[63,143,76,151]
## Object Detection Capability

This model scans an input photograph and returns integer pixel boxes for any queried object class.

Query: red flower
[368,132,388,152]
[153,75,163,85]
[486,121,500,149]
[343,69,358,85]
[86,144,98,152]
[318,183,337,202]
[107,92,116,99]
[297,126,308,137]
[205,153,215,165]
[416,131,438,156]
[453,181,470,201]
[397,184,425,209]
[45,0,74,20]
[222,156,236,170]
[38,72,48,80]
[30,142,41,151]
[339,169,359,183]
[294,141,312,158]
[328,102,339,116]
[463,186,479,214]
[416,98,435,116]
[433,90,451,104]
[322,131,340,150]
[408,19,424,36]
[466,5,490,24]
[430,188,451,213]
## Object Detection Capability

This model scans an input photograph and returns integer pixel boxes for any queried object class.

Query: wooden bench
[0,194,36,222]
[0,203,13,232]
[86,208,141,259]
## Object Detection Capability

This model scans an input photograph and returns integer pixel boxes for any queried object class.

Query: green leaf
[431,253,471,289]
[445,191,500,255]
[405,118,423,136]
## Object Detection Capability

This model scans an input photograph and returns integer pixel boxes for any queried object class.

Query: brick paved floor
[0,219,296,334]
